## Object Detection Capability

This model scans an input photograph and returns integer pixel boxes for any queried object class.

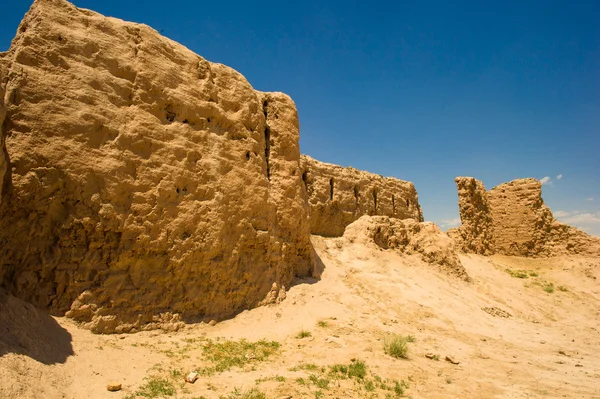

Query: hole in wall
[373,189,378,211]
[245,151,251,160]
[329,178,334,201]
[164,104,176,122]
[264,126,271,180]
[302,170,308,190]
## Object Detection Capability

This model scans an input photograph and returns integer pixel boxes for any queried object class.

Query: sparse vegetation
[290,360,407,398]
[506,268,531,279]
[384,334,413,359]
[347,360,368,379]
[558,285,568,292]
[125,376,176,399]
[544,283,555,293]
[224,387,267,399]
[290,363,319,372]
[199,338,280,374]
[297,330,312,338]
[317,320,329,328]
[309,374,330,389]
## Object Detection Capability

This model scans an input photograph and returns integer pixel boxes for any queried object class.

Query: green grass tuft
[544,283,555,293]
[297,330,312,339]
[226,387,267,399]
[384,334,412,359]
[134,376,176,398]
[200,339,279,373]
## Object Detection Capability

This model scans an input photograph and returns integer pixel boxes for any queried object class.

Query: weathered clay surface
[452,177,600,257]
[0,0,313,333]
[447,177,495,255]
[343,216,469,280]
[0,57,7,205]
[300,155,423,237]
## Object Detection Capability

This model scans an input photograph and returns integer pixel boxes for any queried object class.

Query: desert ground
[2,235,599,399]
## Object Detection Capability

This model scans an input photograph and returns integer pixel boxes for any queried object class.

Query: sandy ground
[1,235,599,399]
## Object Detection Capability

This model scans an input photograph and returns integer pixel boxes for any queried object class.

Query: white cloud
[585,197,594,201]
[556,174,563,180]
[540,176,552,186]
[439,217,461,229]
[554,210,600,236]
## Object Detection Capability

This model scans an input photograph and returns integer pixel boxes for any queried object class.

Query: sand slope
[1,236,599,399]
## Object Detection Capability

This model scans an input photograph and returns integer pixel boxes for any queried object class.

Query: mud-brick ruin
[0,0,428,333]
[1,0,598,334]
[449,177,600,257]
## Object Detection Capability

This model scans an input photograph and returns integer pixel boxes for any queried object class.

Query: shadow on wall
[292,244,327,287]
[0,289,73,365]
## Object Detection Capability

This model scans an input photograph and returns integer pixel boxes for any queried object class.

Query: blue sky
[2,0,599,235]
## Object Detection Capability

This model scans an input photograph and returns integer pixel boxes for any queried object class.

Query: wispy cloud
[585,197,594,201]
[540,176,552,186]
[556,174,563,180]
[554,211,600,237]
[439,217,461,229]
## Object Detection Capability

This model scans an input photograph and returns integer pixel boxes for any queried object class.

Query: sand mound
[342,215,469,280]
[0,289,73,364]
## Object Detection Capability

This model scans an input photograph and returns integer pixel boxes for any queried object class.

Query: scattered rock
[482,307,511,318]
[425,353,435,359]
[445,356,460,365]
[185,372,199,383]
[106,383,122,392]
[208,320,217,327]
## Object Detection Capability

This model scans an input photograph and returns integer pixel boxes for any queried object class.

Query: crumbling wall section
[343,216,469,281]
[448,177,495,255]
[0,0,314,333]
[0,55,7,205]
[300,155,424,237]
[453,177,600,257]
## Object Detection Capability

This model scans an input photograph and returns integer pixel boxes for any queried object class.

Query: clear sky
[2,0,599,235]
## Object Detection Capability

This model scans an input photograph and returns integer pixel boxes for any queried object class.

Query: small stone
[445,356,460,365]
[185,372,199,383]
[208,320,217,326]
[277,396,293,399]
[106,383,122,392]
[425,353,435,359]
